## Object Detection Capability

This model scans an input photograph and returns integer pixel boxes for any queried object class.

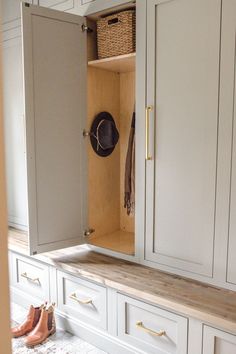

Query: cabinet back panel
[146,0,221,276]
[87,67,121,237]
[87,67,135,252]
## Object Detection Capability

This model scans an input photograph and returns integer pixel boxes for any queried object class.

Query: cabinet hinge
[81,24,93,33]
[25,2,30,7]
[84,228,95,237]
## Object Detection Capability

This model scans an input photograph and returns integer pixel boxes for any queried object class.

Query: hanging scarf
[124,112,135,216]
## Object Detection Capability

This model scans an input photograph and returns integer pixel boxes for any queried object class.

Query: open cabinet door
[21,3,88,255]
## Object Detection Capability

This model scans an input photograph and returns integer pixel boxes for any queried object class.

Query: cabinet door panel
[22,4,87,254]
[225,1,236,285]
[145,0,221,276]
[3,37,28,230]
[203,326,236,354]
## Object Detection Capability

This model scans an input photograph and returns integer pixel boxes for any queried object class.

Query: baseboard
[11,287,144,354]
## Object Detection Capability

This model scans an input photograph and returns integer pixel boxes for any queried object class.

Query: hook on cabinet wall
[81,24,93,33]
[83,129,91,137]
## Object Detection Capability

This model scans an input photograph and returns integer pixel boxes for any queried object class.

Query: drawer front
[203,326,236,354]
[11,253,50,301]
[57,271,107,330]
[118,294,188,354]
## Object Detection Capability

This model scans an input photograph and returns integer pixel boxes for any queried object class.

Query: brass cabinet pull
[69,292,93,305]
[145,105,153,160]
[136,321,165,337]
[20,272,40,284]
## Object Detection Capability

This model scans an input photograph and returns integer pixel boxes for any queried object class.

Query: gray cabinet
[22,5,87,254]
[2,0,33,30]
[145,0,221,276]
[4,0,236,290]
[222,0,236,285]
[3,0,138,258]
[203,326,236,354]
[118,294,188,354]
[2,37,28,230]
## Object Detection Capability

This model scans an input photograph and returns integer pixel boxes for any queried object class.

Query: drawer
[57,270,107,330]
[118,294,188,354]
[11,253,50,302]
[203,326,236,354]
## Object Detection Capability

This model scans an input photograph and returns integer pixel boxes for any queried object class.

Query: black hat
[90,112,119,157]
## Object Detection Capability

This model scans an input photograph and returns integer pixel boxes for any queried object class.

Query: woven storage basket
[97,10,136,59]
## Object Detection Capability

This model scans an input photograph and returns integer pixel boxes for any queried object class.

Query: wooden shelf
[88,53,136,73]
[89,229,135,255]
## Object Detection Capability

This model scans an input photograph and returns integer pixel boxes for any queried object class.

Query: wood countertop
[8,228,236,334]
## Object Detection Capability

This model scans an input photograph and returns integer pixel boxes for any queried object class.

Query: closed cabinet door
[223,0,236,285]
[22,4,88,255]
[3,37,28,230]
[203,326,236,354]
[145,0,221,276]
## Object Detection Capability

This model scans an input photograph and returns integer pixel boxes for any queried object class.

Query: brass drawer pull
[20,272,40,284]
[145,105,153,161]
[69,292,93,305]
[136,321,165,337]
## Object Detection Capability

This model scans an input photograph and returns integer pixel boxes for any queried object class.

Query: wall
[0,8,12,353]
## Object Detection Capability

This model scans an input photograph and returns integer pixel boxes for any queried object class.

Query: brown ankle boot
[24,305,56,347]
[11,304,44,338]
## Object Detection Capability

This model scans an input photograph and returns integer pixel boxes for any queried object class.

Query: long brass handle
[145,105,153,160]
[69,292,93,305]
[20,272,40,284]
[136,321,165,337]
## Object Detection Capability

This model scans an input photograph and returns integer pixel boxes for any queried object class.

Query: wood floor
[11,303,107,354]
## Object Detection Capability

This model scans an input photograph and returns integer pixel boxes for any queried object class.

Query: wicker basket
[97,10,136,59]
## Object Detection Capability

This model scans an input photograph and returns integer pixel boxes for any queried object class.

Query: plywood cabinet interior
[145,0,221,276]
[86,15,136,255]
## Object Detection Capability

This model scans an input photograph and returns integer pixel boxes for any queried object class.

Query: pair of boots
[12,303,56,347]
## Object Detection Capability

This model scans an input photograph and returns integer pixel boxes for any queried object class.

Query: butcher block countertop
[9,228,236,335]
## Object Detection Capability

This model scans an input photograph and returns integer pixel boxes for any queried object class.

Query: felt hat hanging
[89,112,119,157]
